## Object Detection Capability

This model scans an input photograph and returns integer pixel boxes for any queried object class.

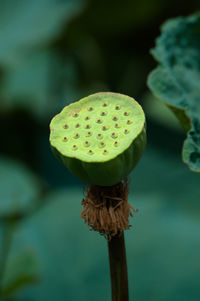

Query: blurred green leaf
[0,0,86,120]
[0,157,41,219]
[0,0,85,68]
[126,194,200,301]
[148,12,200,172]
[143,92,184,132]
[11,187,110,301]
[1,52,51,119]
[1,249,40,297]
[0,51,82,120]
[6,147,200,301]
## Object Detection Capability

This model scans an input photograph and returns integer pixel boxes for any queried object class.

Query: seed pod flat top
[50,92,145,162]
[50,92,146,186]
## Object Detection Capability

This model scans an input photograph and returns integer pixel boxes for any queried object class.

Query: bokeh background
[0,1,200,300]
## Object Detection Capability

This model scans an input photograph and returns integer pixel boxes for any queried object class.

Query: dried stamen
[80,180,137,239]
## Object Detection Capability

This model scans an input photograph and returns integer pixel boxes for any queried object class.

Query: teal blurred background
[0,0,200,300]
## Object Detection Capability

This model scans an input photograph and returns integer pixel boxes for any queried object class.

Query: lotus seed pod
[49,92,146,186]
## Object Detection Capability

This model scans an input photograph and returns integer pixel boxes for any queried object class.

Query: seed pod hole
[111,132,117,139]
[84,141,90,147]
[88,106,93,111]
[88,149,93,155]
[63,124,68,129]
[96,119,102,124]
[73,113,79,118]
[99,142,105,148]
[85,116,90,120]
[74,133,80,139]
[75,123,80,128]
[115,105,120,110]
[102,102,108,107]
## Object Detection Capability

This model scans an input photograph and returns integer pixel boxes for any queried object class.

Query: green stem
[0,220,15,293]
[108,232,129,301]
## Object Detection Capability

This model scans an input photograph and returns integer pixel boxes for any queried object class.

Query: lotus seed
[63,124,68,129]
[88,150,93,155]
[102,126,107,131]
[96,119,102,124]
[72,145,77,150]
[112,116,118,121]
[84,141,90,147]
[99,142,105,148]
[115,105,120,110]
[85,116,90,120]
[75,123,80,128]
[111,132,118,138]
[73,113,79,117]
[85,124,91,129]
[103,150,108,154]
[114,141,118,147]
[97,133,103,139]
[124,112,129,116]
[63,137,68,141]
[115,123,119,128]
[103,103,107,107]
[101,112,106,116]
[88,106,93,111]
[87,131,92,136]
[127,120,132,125]
[124,129,129,134]
[74,133,80,139]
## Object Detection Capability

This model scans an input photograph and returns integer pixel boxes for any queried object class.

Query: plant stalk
[108,231,129,301]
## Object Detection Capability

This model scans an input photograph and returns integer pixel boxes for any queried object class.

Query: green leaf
[1,52,50,119]
[0,51,81,120]
[3,146,200,301]
[1,249,40,297]
[0,0,85,68]
[143,92,184,131]
[0,157,41,219]
[148,12,200,172]
[0,0,85,120]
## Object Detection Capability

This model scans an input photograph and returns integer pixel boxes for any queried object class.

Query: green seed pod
[49,92,146,186]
